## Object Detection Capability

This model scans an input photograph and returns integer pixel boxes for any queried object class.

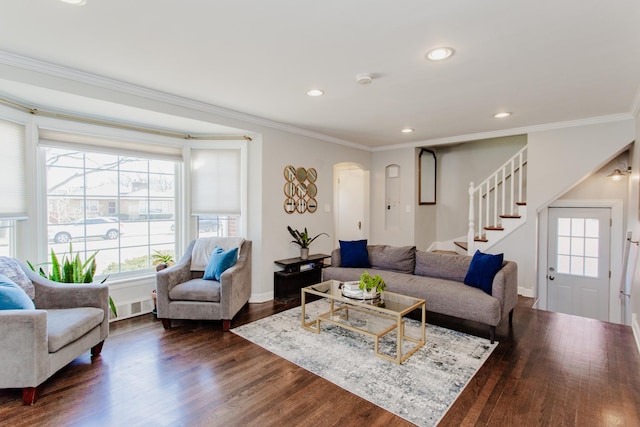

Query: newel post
[467,182,475,255]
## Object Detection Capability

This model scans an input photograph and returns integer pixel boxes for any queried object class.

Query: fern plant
[27,244,117,317]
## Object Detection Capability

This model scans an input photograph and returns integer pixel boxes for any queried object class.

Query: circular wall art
[283,165,318,214]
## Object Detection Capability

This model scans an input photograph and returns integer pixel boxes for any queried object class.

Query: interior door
[547,207,611,321]
[336,166,365,242]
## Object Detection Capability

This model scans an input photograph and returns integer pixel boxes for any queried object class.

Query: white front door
[547,207,611,321]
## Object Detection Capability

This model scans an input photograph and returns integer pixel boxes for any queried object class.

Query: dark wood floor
[1,296,639,426]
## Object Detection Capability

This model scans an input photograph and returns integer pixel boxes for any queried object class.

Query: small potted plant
[359,271,386,299]
[152,250,175,272]
[287,226,329,260]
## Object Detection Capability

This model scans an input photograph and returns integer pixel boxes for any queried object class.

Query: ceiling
[0,1,639,148]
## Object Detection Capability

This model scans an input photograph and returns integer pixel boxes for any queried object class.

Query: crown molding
[0,50,366,150]
[0,50,635,154]
[372,113,635,152]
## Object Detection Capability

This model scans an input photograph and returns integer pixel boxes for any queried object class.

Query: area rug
[231,300,497,426]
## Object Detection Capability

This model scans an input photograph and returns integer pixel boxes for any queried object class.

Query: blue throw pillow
[203,246,238,281]
[464,250,504,295]
[339,239,370,268]
[0,273,35,310]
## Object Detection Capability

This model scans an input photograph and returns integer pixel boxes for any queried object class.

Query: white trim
[250,290,273,303]
[540,199,624,324]
[518,286,535,298]
[0,50,635,154]
[372,114,634,152]
[0,50,365,150]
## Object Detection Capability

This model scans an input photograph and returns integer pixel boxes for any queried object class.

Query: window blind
[39,128,183,162]
[0,119,26,219]
[191,148,241,215]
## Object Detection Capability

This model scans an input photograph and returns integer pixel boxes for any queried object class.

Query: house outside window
[45,146,176,276]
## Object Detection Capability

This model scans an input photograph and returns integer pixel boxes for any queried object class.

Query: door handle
[358,221,361,230]
[549,275,555,280]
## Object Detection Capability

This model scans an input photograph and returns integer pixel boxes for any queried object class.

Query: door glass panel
[584,257,598,277]
[585,219,599,238]
[558,218,571,235]
[557,236,571,254]
[571,256,584,275]
[557,217,599,278]
[571,218,585,237]
[584,238,598,257]
[557,255,571,274]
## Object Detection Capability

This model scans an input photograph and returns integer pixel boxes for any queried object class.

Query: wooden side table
[274,253,331,302]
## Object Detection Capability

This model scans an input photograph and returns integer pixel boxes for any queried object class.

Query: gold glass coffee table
[301,280,426,364]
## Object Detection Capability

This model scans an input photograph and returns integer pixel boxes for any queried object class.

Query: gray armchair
[156,238,252,331]
[0,257,109,405]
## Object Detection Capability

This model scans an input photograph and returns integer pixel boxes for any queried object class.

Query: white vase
[300,248,309,260]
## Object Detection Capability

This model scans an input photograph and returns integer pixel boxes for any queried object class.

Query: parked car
[48,217,124,243]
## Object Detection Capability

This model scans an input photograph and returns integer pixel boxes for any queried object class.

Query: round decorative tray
[341,290,380,300]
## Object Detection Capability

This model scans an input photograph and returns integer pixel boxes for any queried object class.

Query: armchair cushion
[169,279,221,302]
[203,246,238,281]
[46,307,104,353]
[0,274,35,310]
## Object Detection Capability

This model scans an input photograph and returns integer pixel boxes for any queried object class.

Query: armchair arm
[219,240,252,320]
[0,310,49,388]
[21,263,110,340]
[156,240,197,317]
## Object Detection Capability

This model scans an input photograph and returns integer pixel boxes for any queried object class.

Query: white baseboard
[633,313,640,356]
[250,291,274,303]
[518,286,535,298]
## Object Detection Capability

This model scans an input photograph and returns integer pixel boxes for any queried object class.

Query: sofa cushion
[169,278,221,302]
[464,250,504,295]
[203,246,238,281]
[47,307,104,353]
[339,240,370,268]
[0,273,35,310]
[415,251,471,282]
[368,245,416,274]
[0,257,35,299]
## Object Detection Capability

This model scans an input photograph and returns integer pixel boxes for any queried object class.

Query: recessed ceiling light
[426,47,454,61]
[306,89,324,97]
[401,128,414,133]
[493,112,512,118]
[60,0,87,5]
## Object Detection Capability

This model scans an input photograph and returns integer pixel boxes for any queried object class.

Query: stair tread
[516,201,527,206]
[484,226,504,231]
[454,241,468,250]
[474,237,488,242]
[500,214,522,219]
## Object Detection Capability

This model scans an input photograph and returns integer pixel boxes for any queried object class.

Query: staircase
[454,146,528,255]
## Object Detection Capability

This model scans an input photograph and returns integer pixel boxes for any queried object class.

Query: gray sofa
[322,245,518,342]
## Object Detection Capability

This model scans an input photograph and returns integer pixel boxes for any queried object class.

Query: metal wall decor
[284,165,318,214]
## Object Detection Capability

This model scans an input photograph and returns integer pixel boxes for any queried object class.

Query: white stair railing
[467,146,527,254]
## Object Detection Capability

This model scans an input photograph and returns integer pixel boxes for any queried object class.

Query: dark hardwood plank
[0,296,639,426]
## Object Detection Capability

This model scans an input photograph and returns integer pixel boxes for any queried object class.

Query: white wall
[370,147,415,246]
